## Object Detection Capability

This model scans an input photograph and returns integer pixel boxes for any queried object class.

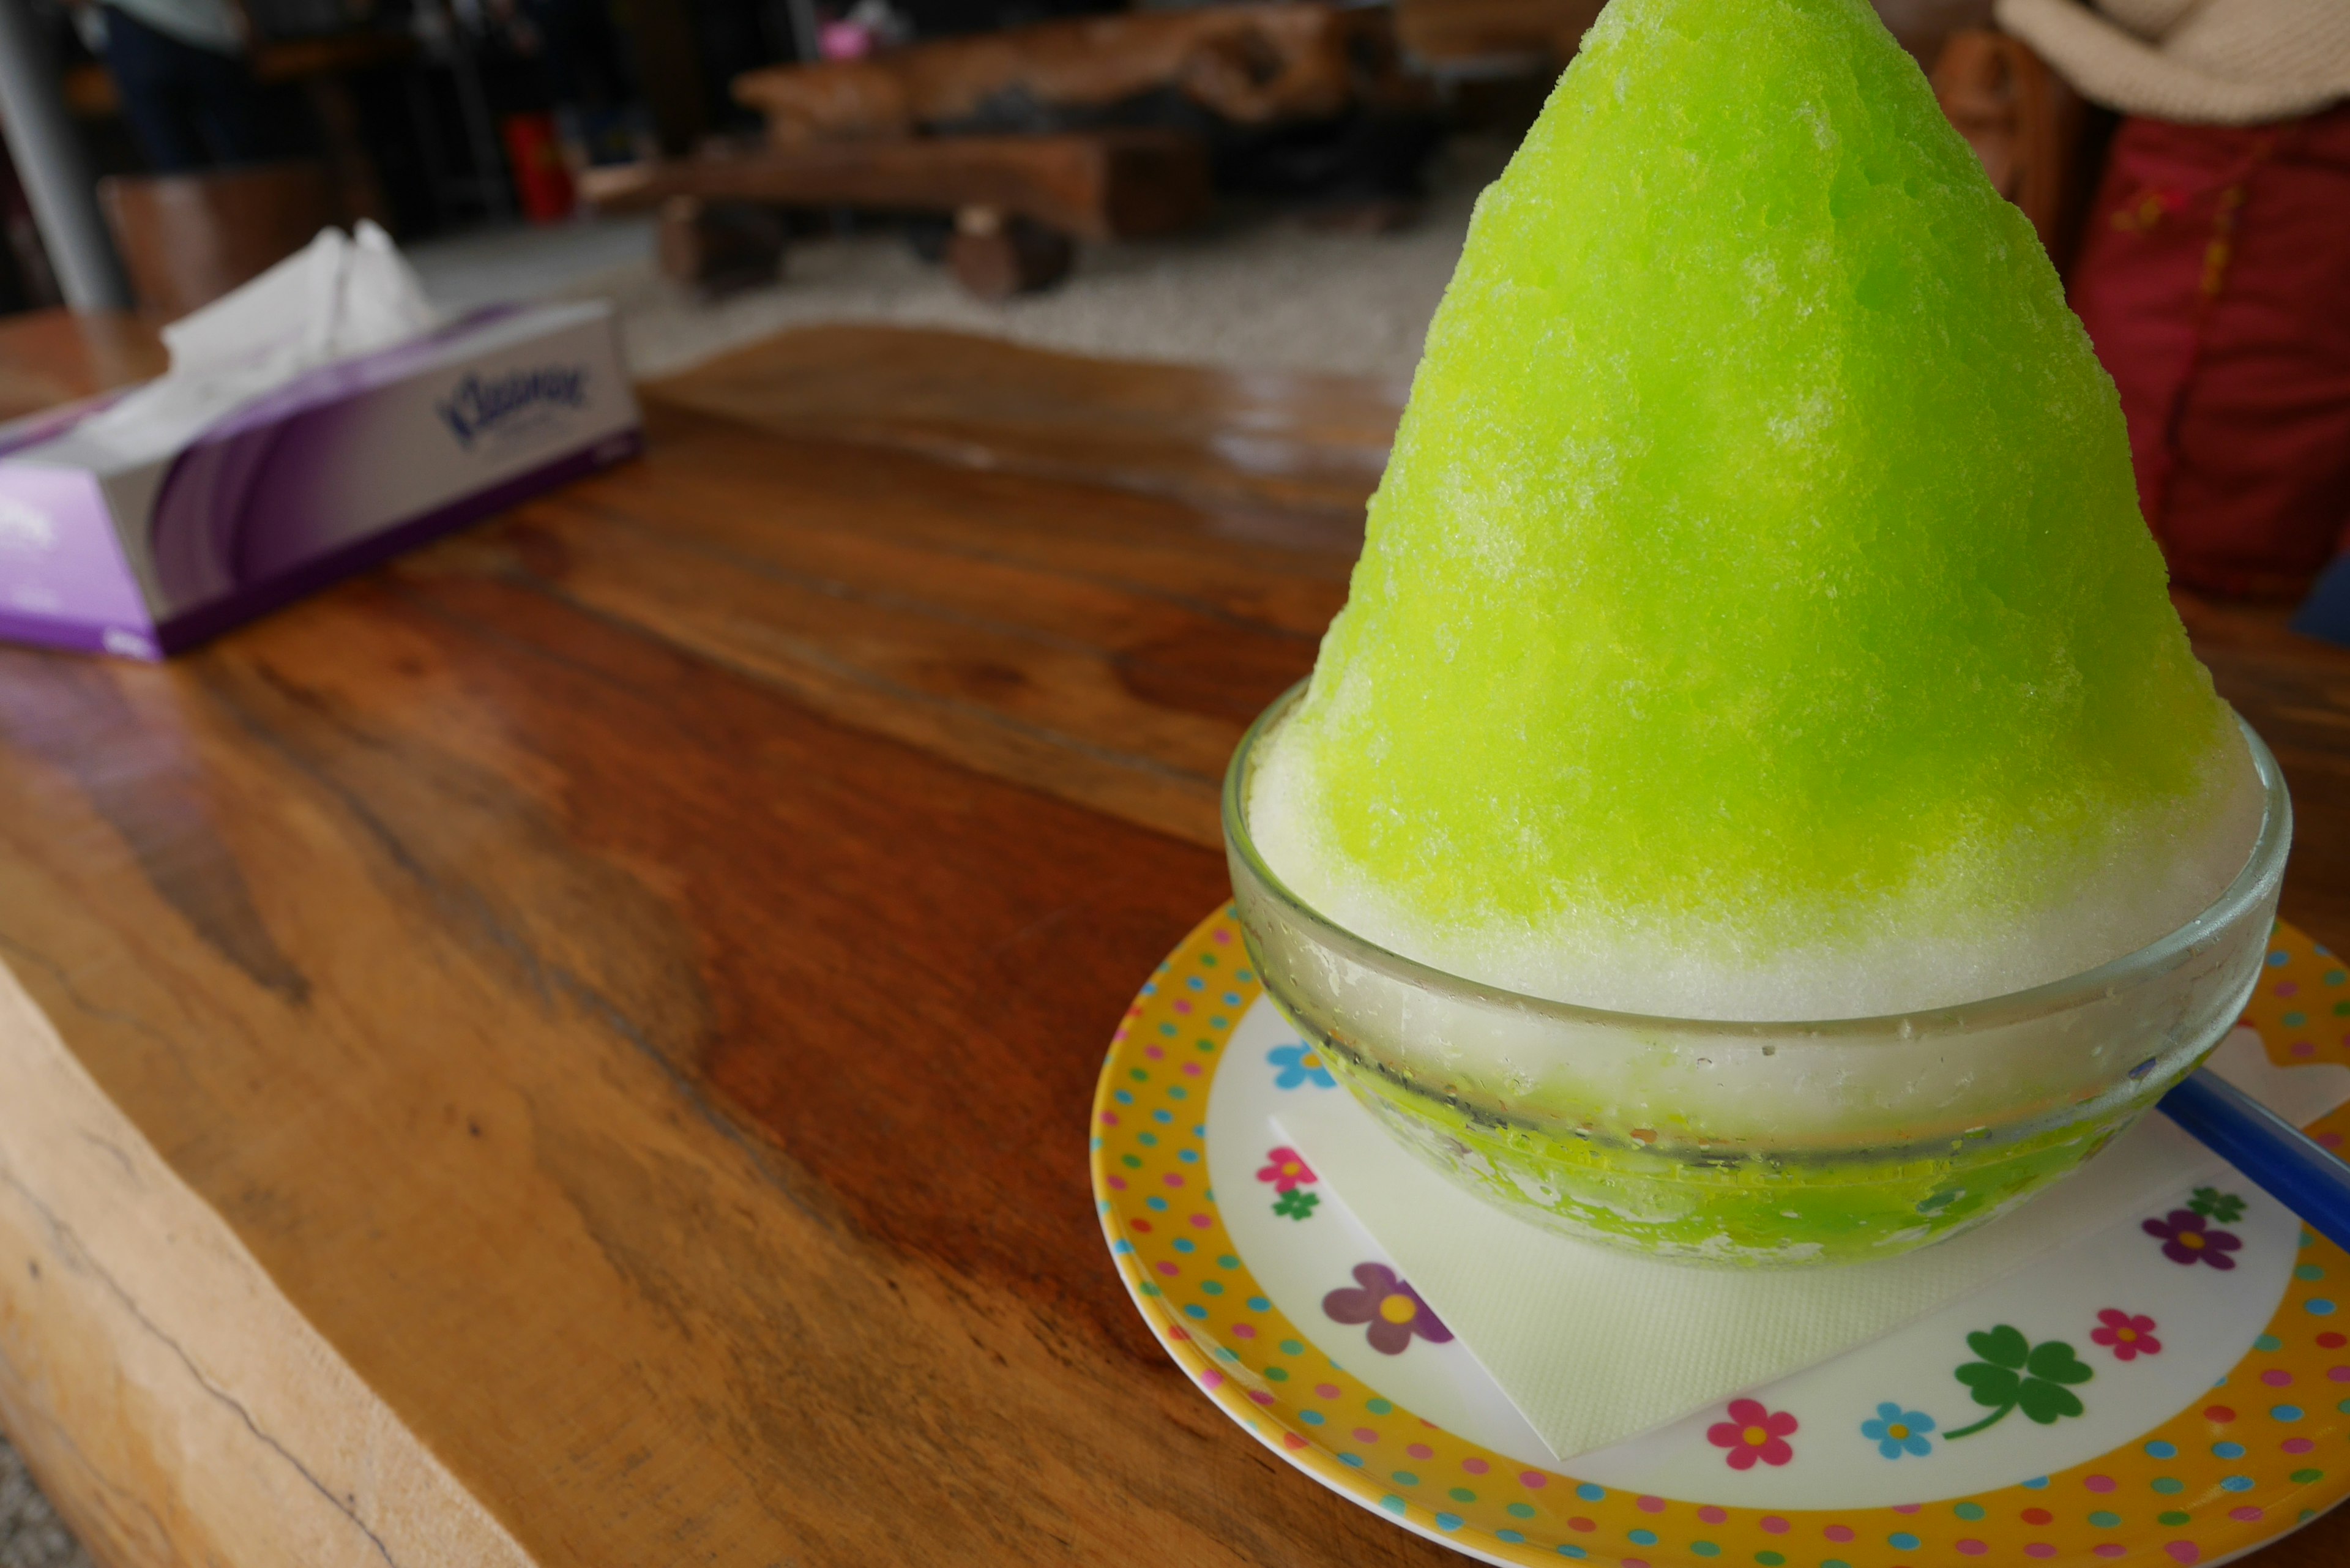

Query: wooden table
[0,312,2341,1568]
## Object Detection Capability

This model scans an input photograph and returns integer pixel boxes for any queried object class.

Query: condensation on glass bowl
[1222,681,2292,1266]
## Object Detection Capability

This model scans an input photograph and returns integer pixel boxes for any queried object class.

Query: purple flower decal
[2143,1208,2242,1270]
[1322,1263,1452,1355]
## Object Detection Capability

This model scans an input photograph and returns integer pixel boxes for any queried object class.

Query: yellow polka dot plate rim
[1091,908,2350,1568]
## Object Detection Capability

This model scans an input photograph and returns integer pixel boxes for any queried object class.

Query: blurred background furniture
[97,157,338,316]
[1385,0,1994,80]
[591,1,1431,297]
[1389,0,1600,75]
[64,26,416,226]
[0,0,2114,323]
[730,2,1402,141]
[589,128,1214,298]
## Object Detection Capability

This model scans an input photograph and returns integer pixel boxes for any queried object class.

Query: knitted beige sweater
[1996,0,2350,123]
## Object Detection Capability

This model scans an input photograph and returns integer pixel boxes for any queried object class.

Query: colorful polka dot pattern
[1094,911,2350,1567]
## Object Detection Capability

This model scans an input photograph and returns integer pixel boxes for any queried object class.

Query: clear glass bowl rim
[1223,678,2294,1040]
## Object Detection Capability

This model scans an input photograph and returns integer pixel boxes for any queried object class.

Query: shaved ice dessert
[1223,0,2290,1264]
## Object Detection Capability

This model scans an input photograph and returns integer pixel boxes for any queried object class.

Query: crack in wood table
[0,314,2342,1568]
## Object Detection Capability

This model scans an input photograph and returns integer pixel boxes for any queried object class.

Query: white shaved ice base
[1247,720,2268,1023]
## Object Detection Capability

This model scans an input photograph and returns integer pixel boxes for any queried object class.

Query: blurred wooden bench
[731,2,1400,143]
[581,130,1212,299]
[1389,0,1604,71]
[586,2,1419,299]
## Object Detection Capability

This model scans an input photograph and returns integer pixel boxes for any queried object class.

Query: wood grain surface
[0,313,165,424]
[0,313,2343,1568]
[643,322,1404,521]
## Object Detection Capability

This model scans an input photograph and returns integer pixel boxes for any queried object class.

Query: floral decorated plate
[1092,909,2350,1567]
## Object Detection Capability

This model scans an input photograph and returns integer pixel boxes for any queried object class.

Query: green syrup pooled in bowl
[1321,1045,2116,1266]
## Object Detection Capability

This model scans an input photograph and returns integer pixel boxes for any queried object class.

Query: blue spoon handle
[2159,1067,2350,1254]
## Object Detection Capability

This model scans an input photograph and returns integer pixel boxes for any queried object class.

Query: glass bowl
[1223,681,2292,1268]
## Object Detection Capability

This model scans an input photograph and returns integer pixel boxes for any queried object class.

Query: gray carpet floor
[0,1446,86,1568]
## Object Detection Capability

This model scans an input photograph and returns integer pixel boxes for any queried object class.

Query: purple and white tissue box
[0,300,641,659]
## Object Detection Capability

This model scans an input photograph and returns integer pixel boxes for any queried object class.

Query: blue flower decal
[1860,1402,1936,1460]
[1269,1042,1336,1090]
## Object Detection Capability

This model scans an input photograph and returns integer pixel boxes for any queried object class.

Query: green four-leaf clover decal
[1273,1189,1320,1220]
[2189,1185,2247,1224]
[1945,1325,2094,1438]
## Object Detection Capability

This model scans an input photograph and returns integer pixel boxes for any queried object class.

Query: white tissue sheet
[1275,1027,2350,1462]
[76,221,443,466]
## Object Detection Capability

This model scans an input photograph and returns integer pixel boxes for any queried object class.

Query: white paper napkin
[1277,1026,2349,1463]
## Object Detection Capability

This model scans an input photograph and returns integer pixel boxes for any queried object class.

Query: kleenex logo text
[437,365,589,449]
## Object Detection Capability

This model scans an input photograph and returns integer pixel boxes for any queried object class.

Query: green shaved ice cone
[1232,0,2288,1263]
[1251,0,2261,1021]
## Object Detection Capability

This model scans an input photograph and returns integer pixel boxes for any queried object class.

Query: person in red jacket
[1999,0,2350,600]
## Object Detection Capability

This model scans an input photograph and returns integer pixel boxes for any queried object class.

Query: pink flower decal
[1707,1398,1798,1470]
[1256,1146,1318,1193]
[2143,1209,2242,1270]
[2091,1309,2162,1362]
[1322,1263,1453,1355]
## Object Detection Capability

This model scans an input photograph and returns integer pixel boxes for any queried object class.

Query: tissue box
[0,301,641,659]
